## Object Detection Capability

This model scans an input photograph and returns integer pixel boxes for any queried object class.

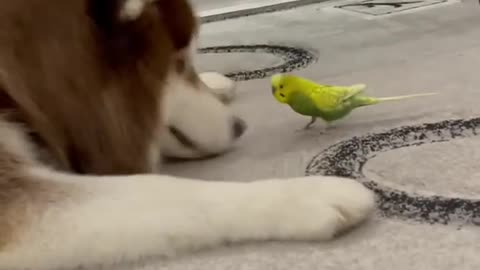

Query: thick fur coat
[0,0,376,269]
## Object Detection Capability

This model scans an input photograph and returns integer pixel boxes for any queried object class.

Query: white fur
[0,165,375,270]
[120,0,154,20]
[199,72,236,103]
[0,67,376,270]
[160,71,240,158]
[0,15,376,270]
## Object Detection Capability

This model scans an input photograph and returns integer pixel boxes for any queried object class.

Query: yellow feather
[310,84,366,111]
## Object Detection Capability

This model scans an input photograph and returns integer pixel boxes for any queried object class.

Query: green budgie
[271,73,437,130]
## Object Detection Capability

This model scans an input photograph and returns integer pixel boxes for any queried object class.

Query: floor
[190,0,262,11]
[141,0,480,268]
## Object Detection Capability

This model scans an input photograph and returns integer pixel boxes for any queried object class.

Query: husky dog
[0,0,375,269]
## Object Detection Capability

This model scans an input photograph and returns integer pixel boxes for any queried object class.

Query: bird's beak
[271,86,276,95]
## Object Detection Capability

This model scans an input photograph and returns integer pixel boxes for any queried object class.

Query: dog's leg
[0,166,375,270]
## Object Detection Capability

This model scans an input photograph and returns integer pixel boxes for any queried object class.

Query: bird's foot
[301,117,317,130]
[295,124,315,133]
[318,123,336,133]
[295,119,328,133]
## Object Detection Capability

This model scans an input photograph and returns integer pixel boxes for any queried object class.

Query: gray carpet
[138,0,480,268]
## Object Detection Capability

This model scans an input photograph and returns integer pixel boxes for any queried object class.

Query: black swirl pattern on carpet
[306,117,480,226]
[198,45,317,81]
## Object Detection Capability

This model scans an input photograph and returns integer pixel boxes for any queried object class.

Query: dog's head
[0,0,246,174]
[112,0,247,160]
[160,48,246,159]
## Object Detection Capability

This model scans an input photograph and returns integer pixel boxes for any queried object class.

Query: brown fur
[0,142,30,249]
[0,0,198,251]
[0,150,66,251]
[0,0,197,175]
[174,53,202,88]
[0,120,75,251]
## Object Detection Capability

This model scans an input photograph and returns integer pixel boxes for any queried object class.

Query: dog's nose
[232,116,247,139]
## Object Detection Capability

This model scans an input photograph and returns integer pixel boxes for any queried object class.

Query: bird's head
[271,73,294,104]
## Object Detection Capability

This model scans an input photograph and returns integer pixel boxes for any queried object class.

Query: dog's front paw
[259,176,375,241]
[199,72,236,104]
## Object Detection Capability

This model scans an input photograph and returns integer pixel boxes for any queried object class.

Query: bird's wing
[339,84,366,101]
[310,84,365,111]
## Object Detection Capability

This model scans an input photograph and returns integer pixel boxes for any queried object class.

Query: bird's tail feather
[375,92,438,102]
[356,92,438,107]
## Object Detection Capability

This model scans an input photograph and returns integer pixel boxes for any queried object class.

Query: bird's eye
[279,85,284,89]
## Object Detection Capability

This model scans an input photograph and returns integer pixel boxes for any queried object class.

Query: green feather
[271,74,438,130]
[289,91,353,123]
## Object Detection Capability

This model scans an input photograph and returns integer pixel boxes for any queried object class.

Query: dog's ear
[155,0,197,50]
[87,0,196,49]
[86,0,125,35]
[86,0,156,30]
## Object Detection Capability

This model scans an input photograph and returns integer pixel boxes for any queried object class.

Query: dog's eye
[168,125,197,149]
